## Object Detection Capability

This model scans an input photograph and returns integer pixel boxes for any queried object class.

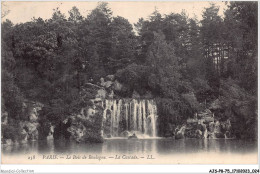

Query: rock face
[171,79,256,140]
[67,121,86,142]
[132,90,141,98]
[24,102,43,141]
[96,89,107,99]
[175,125,186,139]
[3,76,255,146]
[213,79,257,139]
[120,130,131,137]
[113,80,123,91]
[21,121,39,141]
[100,76,124,92]
[2,101,44,145]
[54,90,105,143]
[174,108,234,139]
[59,75,158,142]
[80,103,104,143]
[47,76,125,143]
[1,112,8,125]
[51,101,104,143]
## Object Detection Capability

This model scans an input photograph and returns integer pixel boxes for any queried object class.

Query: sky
[2,1,228,25]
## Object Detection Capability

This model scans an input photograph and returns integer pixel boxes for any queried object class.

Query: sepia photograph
[1,0,258,169]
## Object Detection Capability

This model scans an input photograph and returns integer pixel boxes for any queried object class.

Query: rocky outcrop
[1,112,8,125]
[20,121,39,141]
[172,107,234,140]
[57,100,104,143]
[175,125,186,139]
[53,118,72,140]
[2,76,255,146]
[67,121,86,142]
[170,78,256,140]
[132,90,140,98]
[2,101,44,145]
[210,79,257,139]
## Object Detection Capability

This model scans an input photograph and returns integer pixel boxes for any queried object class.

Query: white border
[0,0,259,173]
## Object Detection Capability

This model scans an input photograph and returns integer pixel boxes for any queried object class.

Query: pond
[2,138,258,164]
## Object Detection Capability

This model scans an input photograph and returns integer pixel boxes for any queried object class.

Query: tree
[84,2,113,78]
[146,31,181,97]
[68,6,83,23]
[186,18,204,79]
[51,7,66,21]
[201,3,224,44]
[224,2,257,94]
[1,41,25,121]
[200,4,224,93]
[109,16,137,72]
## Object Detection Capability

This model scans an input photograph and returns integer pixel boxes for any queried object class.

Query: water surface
[2,138,257,156]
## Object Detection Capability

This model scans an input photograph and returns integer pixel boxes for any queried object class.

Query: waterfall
[103,99,158,137]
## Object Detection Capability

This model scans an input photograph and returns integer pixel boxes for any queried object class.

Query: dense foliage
[2,2,257,140]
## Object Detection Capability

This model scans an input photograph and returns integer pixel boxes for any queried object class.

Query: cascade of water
[133,99,137,130]
[103,99,158,137]
[125,103,128,131]
[142,100,147,134]
[112,100,117,136]
[138,101,142,132]
[116,99,122,136]
[129,101,132,130]
[147,100,157,137]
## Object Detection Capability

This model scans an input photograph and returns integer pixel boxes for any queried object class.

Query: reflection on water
[2,138,257,156]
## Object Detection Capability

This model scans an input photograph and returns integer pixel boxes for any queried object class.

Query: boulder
[221,119,231,132]
[120,130,130,137]
[4,139,13,146]
[29,108,38,122]
[113,80,123,91]
[185,129,197,138]
[215,132,225,138]
[1,112,8,125]
[203,129,208,139]
[47,125,54,140]
[100,78,105,86]
[68,123,86,142]
[100,78,113,88]
[21,122,39,140]
[187,118,198,124]
[104,81,113,88]
[132,90,140,99]
[208,132,216,139]
[195,129,203,138]
[87,108,96,117]
[197,122,206,132]
[20,129,28,144]
[209,122,215,133]
[143,91,153,99]
[198,109,212,119]
[106,75,115,81]
[175,126,186,139]
[214,121,221,133]
[224,131,232,138]
[96,89,106,99]
[175,131,185,139]
[204,116,214,123]
[108,90,114,99]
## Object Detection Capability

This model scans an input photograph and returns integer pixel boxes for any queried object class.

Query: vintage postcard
[1,1,258,166]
